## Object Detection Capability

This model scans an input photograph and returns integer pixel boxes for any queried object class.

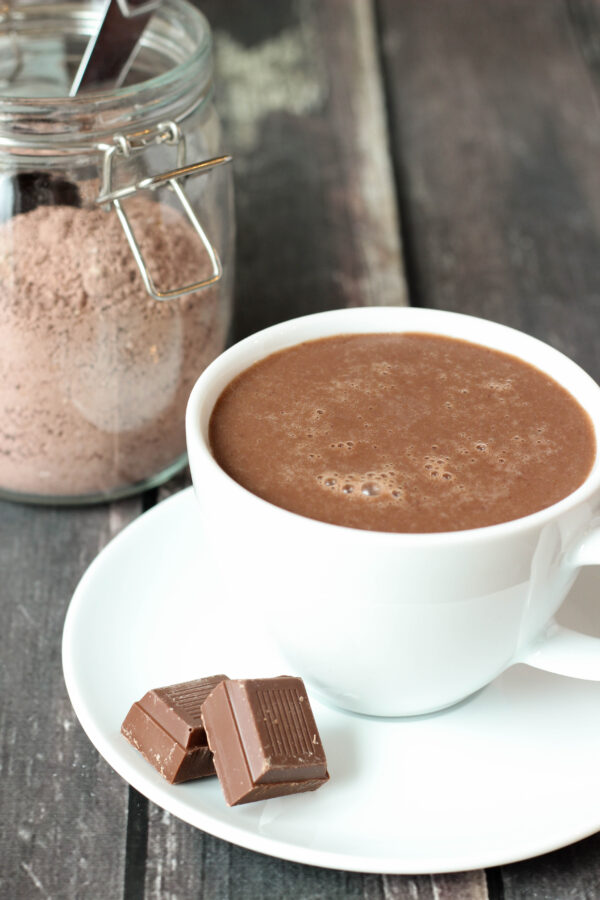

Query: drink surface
[209,333,596,533]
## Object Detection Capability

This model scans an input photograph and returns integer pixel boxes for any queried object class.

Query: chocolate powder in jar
[0,196,229,497]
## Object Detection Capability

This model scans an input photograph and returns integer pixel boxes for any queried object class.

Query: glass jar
[0,0,234,503]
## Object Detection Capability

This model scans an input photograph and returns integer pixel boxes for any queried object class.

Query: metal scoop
[70,0,161,96]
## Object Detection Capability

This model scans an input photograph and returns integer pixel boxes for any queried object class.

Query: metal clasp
[96,121,231,301]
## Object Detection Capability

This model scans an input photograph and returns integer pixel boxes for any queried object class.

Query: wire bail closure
[96,121,231,301]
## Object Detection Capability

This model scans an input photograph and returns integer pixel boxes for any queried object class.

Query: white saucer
[62,488,600,874]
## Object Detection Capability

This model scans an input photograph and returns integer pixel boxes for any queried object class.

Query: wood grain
[383,872,488,900]
[144,809,389,899]
[378,0,600,380]
[201,0,407,342]
[492,832,600,899]
[0,500,140,899]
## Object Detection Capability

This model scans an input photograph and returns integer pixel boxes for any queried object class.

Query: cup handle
[518,524,600,679]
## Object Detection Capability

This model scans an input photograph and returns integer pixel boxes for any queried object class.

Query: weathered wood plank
[567,0,600,86]
[497,832,600,899]
[0,499,140,899]
[202,0,407,343]
[383,872,488,900]
[378,0,600,380]
[144,807,387,900]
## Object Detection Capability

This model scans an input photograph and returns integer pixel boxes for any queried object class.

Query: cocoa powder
[0,196,230,499]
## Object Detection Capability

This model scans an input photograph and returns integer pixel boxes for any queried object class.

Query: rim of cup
[186,307,600,546]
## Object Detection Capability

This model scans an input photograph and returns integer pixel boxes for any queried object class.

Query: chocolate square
[121,674,228,783]
[202,676,329,805]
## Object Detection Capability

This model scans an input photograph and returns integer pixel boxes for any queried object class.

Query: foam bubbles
[422,453,454,482]
[361,482,380,497]
[487,379,514,393]
[316,465,408,502]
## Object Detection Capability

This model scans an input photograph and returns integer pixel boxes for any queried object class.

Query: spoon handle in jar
[69,0,161,96]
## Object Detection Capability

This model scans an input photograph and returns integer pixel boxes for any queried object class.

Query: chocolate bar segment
[202,676,329,805]
[121,674,228,783]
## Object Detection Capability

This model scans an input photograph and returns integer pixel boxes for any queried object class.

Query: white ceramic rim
[186,307,600,547]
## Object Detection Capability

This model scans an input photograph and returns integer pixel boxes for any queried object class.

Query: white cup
[186,307,600,717]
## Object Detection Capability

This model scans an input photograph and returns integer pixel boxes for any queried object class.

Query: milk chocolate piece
[202,676,329,806]
[121,674,228,783]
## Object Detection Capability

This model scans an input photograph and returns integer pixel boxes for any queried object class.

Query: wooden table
[3,1,600,897]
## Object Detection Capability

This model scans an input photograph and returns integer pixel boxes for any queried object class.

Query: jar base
[0,453,188,507]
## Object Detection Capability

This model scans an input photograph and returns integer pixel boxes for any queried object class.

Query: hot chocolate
[209,333,596,533]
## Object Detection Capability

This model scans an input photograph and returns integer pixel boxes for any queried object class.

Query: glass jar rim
[0,0,213,149]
